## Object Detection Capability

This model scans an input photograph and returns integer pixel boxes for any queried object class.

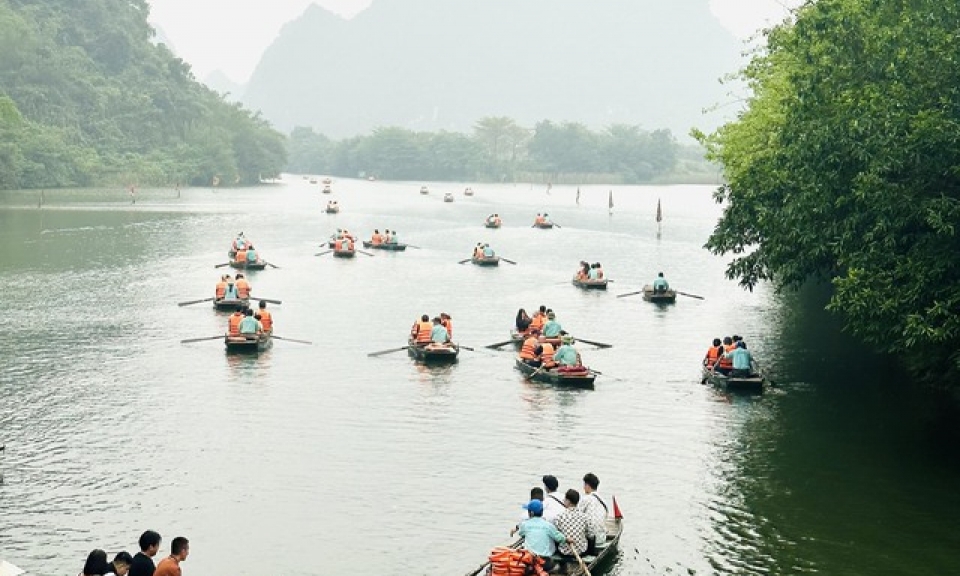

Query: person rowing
[652,272,670,293]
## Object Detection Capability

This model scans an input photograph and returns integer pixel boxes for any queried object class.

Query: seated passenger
[245,245,258,263]
[554,335,580,367]
[652,272,670,293]
[542,312,562,338]
[520,330,542,367]
[238,308,262,335]
[725,341,754,377]
[482,244,495,258]
[410,314,433,345]
[430,317,450,344]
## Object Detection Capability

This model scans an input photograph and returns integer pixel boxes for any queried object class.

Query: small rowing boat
[213,298,249,312]
[514,358,597,388]
[420,186,429,195]
[229,259,267,271]
[322,185,332,194]
[322,177,332,185]
[407,341,459,362]
[362,240,407,251]
[484,220,501,229]
[509,330,560,349]
[325,204,340,213]
[309,178,317,184]
[443,192,455,202]
[572,277,608,290]
[472,255,500,266]
[642,285,677,303]
[224,331,272,353]
[464,187,475,196]
[465,517,622,576]
[702,366,765,393]
[333,246,356,258]
[533,221,554,229]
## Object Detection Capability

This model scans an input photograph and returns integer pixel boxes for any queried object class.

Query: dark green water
[0,180,957,575]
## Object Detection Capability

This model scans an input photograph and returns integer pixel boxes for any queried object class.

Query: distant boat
[420,185,429,195]
[444,192,454,202]
[309,178,318,184]
[322,177,332,185]
[464,187,475,196]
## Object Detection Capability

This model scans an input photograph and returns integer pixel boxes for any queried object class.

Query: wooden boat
[224,331,272,353]
[641,285,677,303]
[213,298,249,311]
[444,192,455,203]
[533,221,554,229]
[509,330,561,349]
[484,220,501,229]
[322,185,332,194]
[327,237,356,248]
[420,186,429,195]
[325,204,340,213]
[514,358,596,388]
[322,178,332,184]
[471,255,500,266]
[464,187,474,196]
[362,240,407,251]
[229,259,267,270]
[309,178,318,184]
[702,366,765,393]
[465,517,623,576]
[333,247,356,258]
[572,277,608,290]
[407,340,459,362]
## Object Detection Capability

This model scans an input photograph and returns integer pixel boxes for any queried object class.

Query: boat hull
[533,222,554,229]
[333,249,356,258]
[407,341,459,362]
[484,222,501,229]
[213,298,249,311]
[229,260,267,270]
[572,278,608,290]
[641,285,676,303]
[325,207,339,213]
[472,256,500,266]
[362,241,407,251]
[514,358,596,388]
[702,367,765,393]
[224,331,272,353]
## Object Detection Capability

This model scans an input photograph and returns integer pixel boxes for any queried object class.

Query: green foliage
[288,117,693,184]
[0,0,286,189]
[698,0,960,384]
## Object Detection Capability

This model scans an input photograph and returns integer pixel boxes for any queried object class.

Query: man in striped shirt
[554,489,592,559]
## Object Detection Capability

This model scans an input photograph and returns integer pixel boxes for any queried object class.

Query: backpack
[487,547,548,576]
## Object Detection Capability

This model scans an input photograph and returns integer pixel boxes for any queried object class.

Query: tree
[697,0,960,383]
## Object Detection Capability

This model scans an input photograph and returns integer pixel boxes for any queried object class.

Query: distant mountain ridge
[242,0,743,137]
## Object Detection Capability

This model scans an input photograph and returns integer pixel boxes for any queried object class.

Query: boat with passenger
[407,341,459,362]
[213,297,249,312]
[641,285,677,303]
[420,185,429,195]
[444,192,455,203]
[514,358,597,388]
[224,331,272,353]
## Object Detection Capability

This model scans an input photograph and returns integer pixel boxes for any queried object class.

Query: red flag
[656,198,662,223]
[612,495,623,519]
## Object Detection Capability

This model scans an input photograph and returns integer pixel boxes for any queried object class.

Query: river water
[1,179,958,575]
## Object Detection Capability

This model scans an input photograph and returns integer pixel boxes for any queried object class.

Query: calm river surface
[1,179,958,575]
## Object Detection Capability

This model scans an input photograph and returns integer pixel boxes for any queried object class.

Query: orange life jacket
[236,249,247,262]
[412,320,433,343]
[718,344,736,369]
[236,279,251,299]
[520,336,539,360]
[528,314,545,334]
[705,346,721,366]
[335,239,343,250]
[258,310,273,332]
[372,234,382,245]
[488,547,546,576]
[215,281,227,299]
[228,313,243,335]
[441,319,452,340]
[539,342,555,366]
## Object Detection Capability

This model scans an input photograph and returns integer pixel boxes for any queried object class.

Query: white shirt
[578,491,609,542]
[543,491,566,523]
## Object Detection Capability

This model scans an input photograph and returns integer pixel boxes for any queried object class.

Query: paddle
[459,345,475,351]
[178,297,214,307]
[251,297,282,305]
[500,257,518,265]
[485,339,516,349]
[357,250,375,257]
[272,335,312,345]
[214,262,231,268]
[457,258,472,264]
[525,365,546,380]
[315,250,332,256]
[677,291,705,300]
[553,223,563,228]
[367,346,409,357]
[572,336,613,349]
[265,262,281,269]
[405,244,422,249]
[570,547,592,576]
[616,291,643,298]
[181,335,223,344]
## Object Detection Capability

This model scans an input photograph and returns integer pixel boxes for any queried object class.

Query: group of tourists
[485,213,502,226]
[515,306,583,370]
[325,200,339,210]
[230,233,261,264]
[498,473,609,573]
[410,313,454,345]
[227,300,273,336]
[515,306,562,338]
[703,335,753,376]
[473,242,496,259]
[369,229,400,246]
[78,531,188,576]
[214,273,251,302]
[533,213,553,226]
[574,261,605,281]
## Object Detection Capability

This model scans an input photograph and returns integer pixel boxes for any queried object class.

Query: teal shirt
[543,320,562,338]
[239,317,261,334]
[726,347,752,370]
[246,249,258,262]
[653,277,670,290]
[430,325,449,343]
[224,284,239,300]
[519,517,566,557]
[554,344,578,366]
[483,246,495,257]
[588,268,599,280]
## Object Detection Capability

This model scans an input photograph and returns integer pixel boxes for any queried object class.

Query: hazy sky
[148,0,797,83]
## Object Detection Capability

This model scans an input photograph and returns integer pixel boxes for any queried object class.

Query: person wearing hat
[554,335,580,368]
[518,498,566,569]
[542,311,562,338]
[652,271,670,293]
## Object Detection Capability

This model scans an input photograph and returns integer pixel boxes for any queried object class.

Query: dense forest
[697,0,960,385]
[0,0,286,189]
[287,118,716,184]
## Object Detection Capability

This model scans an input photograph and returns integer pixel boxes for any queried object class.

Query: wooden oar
[265,262,281,269]
[553,223,563,228]
[457,258,471,264]
[616,291,643,298]
[459,345,476,351]
[485,339,516,349]
[367,346,409,357]
[405,244,422,249]
[214,262,231,268]
[500,257,518,265]
[525,365,546,380]
[572,336,613,349]
[357,250,375,257]
[251,297,282,305]
[315,250,332,256]
[272,335,312,345]
[677,291,705,300]
[570,547,592,576]
[181,335,223,344]
[178,297,214,307]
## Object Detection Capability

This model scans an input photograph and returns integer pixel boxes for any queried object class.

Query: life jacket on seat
[488,547,547,576]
